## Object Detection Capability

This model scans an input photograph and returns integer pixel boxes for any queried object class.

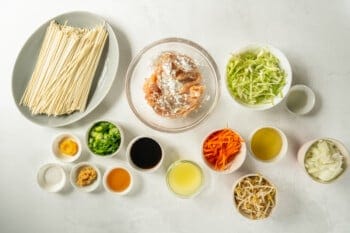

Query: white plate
[12,11,119,127]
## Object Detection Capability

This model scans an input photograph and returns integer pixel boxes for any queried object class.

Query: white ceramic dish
[232,173,277,220]
[297,138,349,184]
[103,164,134,195]
[125,37,220,132]
[226,44,292,110]
[70,162,101,192]
[285,84,315,115]
[86,120,124,158]
[12,11,119,127]
[202,128,247,174]
[37,163,66,192]
[126,136,164,173]
[52,133,82,163]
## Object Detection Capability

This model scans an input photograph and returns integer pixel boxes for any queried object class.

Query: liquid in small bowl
[285,84,315,115]
[104,166,133,195]
[166,160,204,198]
[127,136,163,172]
[249,126,288,162]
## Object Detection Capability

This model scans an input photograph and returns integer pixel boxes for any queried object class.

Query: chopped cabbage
[304,140,344,182]
[226,48,286,105]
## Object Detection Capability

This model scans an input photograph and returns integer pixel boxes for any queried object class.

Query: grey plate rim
[11,11,119,127]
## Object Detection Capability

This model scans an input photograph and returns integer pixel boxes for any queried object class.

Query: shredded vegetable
[305,140,345,182]
[203,128,243,171]
[234,174,276,220]
[226,48,286,105]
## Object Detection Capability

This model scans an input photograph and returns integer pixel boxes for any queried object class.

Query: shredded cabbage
[304,140,345,182]
[226,48,286,105]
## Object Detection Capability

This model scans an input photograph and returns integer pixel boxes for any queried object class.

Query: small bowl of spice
[202,128,247,174]
[52,133,81,163]
[233,173,277,220]
[86,120,124,158]
[103,164,133,195]
[127,136,164,173]
[37,163,67,192]
[70,162,101,192]
[297,138,349,183]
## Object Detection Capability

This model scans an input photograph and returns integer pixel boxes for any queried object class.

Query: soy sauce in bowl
[128,137,163,172]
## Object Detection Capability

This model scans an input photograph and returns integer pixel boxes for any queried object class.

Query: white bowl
[232,173,278,220]
[249,126,288,163]
[285,84,315,115]
[37,163,66,192]
[70,162,101,192]
[52,133,82,163]
[297,138,349,183]
[226,44,292,110]
[103,164,134,195]
[126,136,164,173]
[202,128,247,174]
[86,120,124,158]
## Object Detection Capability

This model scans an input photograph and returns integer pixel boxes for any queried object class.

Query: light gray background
[1,1,349,233]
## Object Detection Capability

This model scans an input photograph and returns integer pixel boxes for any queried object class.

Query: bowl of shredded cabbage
[226,44,292,110]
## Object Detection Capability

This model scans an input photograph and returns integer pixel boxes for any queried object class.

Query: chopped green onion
[88,121,121,155]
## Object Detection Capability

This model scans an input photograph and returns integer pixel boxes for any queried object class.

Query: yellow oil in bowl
[250,127,282,161]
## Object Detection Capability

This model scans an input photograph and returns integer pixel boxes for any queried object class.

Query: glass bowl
[125,37,220,133]
[166,160,205,199]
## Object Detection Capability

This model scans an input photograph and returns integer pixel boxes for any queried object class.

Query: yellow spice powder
[59,137,78,156]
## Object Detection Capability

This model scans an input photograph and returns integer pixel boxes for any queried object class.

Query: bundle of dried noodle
[20,21,108,116]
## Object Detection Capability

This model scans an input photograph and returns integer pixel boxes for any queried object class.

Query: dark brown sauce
[130,137,162,169]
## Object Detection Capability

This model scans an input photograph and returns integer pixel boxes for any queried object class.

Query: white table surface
[1,1,350,233]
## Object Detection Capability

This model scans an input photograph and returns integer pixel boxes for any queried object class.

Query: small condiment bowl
[297,138,349,184]
[166,160,205,199]
[226,43,292,110]
[202,128,247,174]
[52,132,82,163]
[126,136,164,173]
[37,163,66,192]
[86,120,124,158]
[285,84,315,115]
[232,173,278,220]
[103,164,134,195]
[70,162,101,192]
[249,126,288,163]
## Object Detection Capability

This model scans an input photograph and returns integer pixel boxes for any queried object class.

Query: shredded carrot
[203,128,243,171]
